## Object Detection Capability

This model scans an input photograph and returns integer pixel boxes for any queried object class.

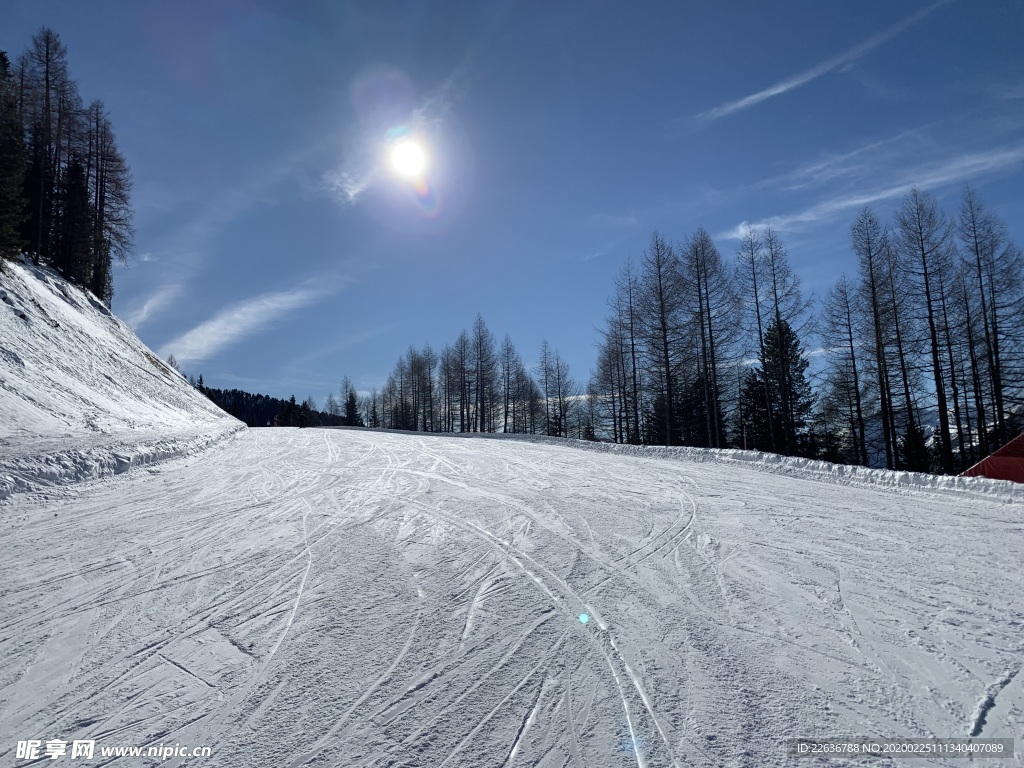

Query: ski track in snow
[1,429,1022,767]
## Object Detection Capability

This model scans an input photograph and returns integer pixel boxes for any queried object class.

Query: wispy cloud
[719,144,1024,240]
[125,284,183,330]
[758,128,927,192]
[126,148,313,329]
[284,323,397,369]
[320,166,380,205]
[413,52,479,129]
[697,0,950,121]
[580,251,605,263]
[159,278,346,365]
[990,82,1024,101]
[156,150,308,254]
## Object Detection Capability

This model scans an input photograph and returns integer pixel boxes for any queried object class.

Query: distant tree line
[359,316,587,438]
[362,186,1021,476]
[0,28,133,305]
[189,326,588,438]
[187,371,366,429]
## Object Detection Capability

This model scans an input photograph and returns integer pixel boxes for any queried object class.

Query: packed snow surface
[2,429,1022,767]
[0,259,241,499]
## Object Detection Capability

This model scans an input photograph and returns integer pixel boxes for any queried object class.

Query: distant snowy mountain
[0,257,241,500]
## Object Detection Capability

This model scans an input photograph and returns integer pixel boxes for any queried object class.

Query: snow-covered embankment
[0,258,242,501]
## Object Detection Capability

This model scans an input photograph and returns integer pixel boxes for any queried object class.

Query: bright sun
[391,140,426,176]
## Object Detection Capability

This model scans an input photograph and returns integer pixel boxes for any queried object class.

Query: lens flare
[411,176,440,218]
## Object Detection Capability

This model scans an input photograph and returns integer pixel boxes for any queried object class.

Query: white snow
[1,261,1022,766]
[1,430,1021,766]
[0,258,241,500]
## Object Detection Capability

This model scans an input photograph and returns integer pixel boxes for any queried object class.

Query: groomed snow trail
[1,429,1021,767]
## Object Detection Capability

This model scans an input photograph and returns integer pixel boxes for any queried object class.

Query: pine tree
[342,379,363,427]
[737,227,777,451]
[85,101,133,270]
[738,369,773,451]
[764,317,814,453]
[53,155,92,284]
[471,315,498,432]
[638,231,682,446]
[738,318,815,455]
[0,51,26,262]
[821,274,869,465]
[369,387,380,428]
[324,392,339,418]
[761,229,812,454]
[677,372,724,448]
[851,208,897,468]
[679,227,734,449]
[19,29,72,262]
[346,390,362,426]
[957,186,1024,448]
[8,30,131,298]
[895,188,956,473]
[900,423,932,473]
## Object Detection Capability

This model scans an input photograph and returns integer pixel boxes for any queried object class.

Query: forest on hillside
[0,28,133,305]
[192,376,360,430]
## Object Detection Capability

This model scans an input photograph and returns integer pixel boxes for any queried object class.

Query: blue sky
[4,1,1023,405]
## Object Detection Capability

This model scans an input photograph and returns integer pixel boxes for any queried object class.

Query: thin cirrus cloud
[284,322,398,370]
[719,144,1024,240]
[125,284,183,330]
[697,0,951,122]
[125,149,312,331]
[758,129,927,193]
[990,82,1024,101]
[159,280,346,366]
[320,165,380,205]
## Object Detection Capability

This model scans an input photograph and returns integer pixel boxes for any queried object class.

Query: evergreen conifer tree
[345,389,363,426]
[738,369,773,451]
[900,425,932,473]
[53,156,92,284]
[738,318,815,455]
[0,51,26,261]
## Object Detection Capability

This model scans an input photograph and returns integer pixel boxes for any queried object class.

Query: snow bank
[0,257,242,501]
[0,426,241,501]
[441,431,1024,504]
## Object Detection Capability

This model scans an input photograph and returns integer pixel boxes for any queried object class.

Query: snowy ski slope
[0,258,241,500]
[2,428,1021,767]
[1,260,1021,766]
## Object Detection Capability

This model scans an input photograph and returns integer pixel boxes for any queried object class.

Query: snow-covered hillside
[2,428,1021,767]
[0,258,241,500]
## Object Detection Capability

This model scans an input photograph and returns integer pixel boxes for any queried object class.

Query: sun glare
[391,140,426,177]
